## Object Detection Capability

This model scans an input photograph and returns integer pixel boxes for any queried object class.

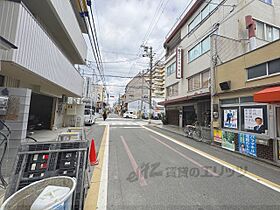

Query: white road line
[149,135,219,177]
[110,127,144,129]
[97,125,110,210]
[143,126,280,193]
[121,136,148,186]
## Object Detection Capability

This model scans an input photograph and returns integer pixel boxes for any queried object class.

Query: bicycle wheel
[193,129,202,142]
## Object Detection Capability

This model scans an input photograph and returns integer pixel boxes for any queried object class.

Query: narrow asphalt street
[85,115,280,210]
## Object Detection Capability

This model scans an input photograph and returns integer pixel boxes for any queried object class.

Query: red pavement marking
[120,136,148,186]
[150,135,219,177]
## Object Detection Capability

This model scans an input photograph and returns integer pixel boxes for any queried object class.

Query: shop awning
[254,86,280,103]
[158,93,210,106]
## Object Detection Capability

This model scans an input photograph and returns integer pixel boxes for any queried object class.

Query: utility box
[66,104,77,115]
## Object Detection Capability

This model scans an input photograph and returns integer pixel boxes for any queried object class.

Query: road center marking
[143,126,280,193]
[121,136,148,186]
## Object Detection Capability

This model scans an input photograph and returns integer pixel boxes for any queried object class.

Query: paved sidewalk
[27,127,69,142]
[154,124,185,136]
[153,124,211,144]
[152,124,280,168]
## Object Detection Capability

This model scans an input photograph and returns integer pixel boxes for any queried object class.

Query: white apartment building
[161,0,280,129]
[0,0,87,175]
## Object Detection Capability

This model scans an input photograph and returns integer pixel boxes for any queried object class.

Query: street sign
[176,47,183,79]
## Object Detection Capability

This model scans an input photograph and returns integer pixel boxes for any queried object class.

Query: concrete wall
[0,87,31,177]
[125,75,149,103]
[52,98,66,129]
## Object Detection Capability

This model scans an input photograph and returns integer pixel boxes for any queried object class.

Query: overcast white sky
[85,0,191,105]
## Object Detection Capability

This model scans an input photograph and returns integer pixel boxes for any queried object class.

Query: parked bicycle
[183,121,204,142]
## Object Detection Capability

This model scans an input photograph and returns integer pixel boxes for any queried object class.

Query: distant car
[123,111,137,119]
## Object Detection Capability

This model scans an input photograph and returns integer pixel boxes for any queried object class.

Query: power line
[82,73,135,79]
[143,0,170,46]
[142,0,165,45]
[89,3,103,68]
[101,50,139,56]
[91,84,150,88]
[128,0,168,76]
[86,57,143,64]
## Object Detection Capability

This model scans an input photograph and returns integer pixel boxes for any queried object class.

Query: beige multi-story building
[161,0,280,130]
[95,84,107,109]
[213,39,280,164]
[125,72,149,103]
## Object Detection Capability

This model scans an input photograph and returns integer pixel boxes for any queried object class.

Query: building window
[188,0,221,33]
[188,74,201,91]
[268,59,280,75]
[188,70,210,91]
[188,36,210,62]
[189,14,201,32]
[273,28,280,40]
[201,5,209,20]
[247,63,267,80]
[247,58,280,80]
[255,20,280,41]
[166,83,178,97]
[256,21,265,39]
[166,62,176,76]
[201,36,210,54]
[260,0,272,4]
[202,71,210,88]
[266,25,273,41]
[220,98,239,105]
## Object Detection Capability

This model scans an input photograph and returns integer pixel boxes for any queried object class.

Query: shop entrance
[183,106,196,126]
[166,109,179,126]
[28,93,54,131]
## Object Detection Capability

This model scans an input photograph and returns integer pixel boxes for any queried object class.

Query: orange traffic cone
[89,139,99,166]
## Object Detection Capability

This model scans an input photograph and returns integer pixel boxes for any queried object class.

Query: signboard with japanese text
[238,133,257,157]
[213,129,222,143]
[222,131,236,151]
[176,47,183,79]
[223,109,238,129]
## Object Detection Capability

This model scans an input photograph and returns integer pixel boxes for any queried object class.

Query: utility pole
[141,45,153,124]
[140,70,144,118]
[149,47,153,124]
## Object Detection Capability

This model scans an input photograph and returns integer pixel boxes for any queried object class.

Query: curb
[153,125,280,169]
